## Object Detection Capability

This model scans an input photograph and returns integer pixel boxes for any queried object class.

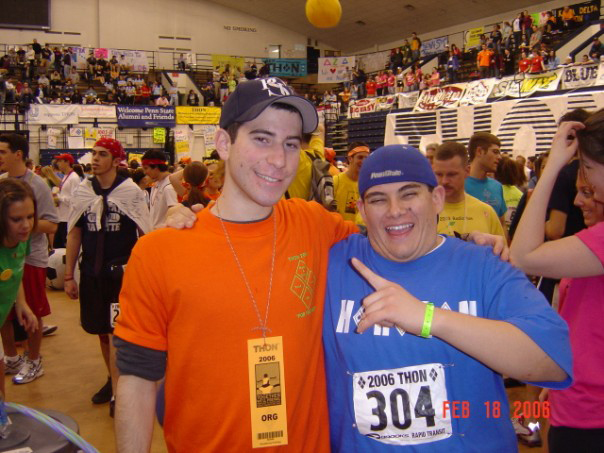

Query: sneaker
[12,358,44,384]
[42,325,58,336]
[512,416,542,447]
[4,355,25,375]
[92,377,113,404]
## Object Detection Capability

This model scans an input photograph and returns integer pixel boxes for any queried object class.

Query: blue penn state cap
[358,145,438,196]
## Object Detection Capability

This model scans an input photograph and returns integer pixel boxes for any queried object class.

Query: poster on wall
[176,106,221,125]
[357,50,389,73]
[465,27,484,49]
[47,128,61,149]
[561,63,600,89]
[414,85,466,112]
[211,55,245,73]
[552,0,601,24]
[174,125,193,161]
[318,56,356,83]
[459,79,496,106]
[347,95,398,118]
[262,58,308,77]
[27,105,80,125]
[116,106,176,128]
[420,37,449,58]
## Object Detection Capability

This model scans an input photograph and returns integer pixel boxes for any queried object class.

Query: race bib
[110,302,120,328]
[353,363,452,446]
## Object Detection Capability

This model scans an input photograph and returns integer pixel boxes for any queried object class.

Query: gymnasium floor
[7,288,547,452]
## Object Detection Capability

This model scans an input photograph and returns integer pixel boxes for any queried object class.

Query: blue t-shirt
[465,176,507,218]
[323,235,572,452]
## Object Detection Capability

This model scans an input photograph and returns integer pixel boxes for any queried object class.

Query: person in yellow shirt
[432,141,505,238]
[333,142,369,221]
[286,123,338,199]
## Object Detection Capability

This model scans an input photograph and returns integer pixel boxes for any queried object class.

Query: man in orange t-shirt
[477,44,494,78]
[113,78,357,452]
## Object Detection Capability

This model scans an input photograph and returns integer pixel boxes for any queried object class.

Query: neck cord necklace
[215,201,277,339]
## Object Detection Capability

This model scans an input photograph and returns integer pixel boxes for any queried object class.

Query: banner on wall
[211,55,245,73]
[108,49,149,72]
[414,85,466,112]
[459,79,496,106]
[196,125,218,152]
[94,48,109,59]
[68,127,84,149]
[509,70,562,97]
[357,51,389,73]
[385,91,604,156]
[347,95,398,118]
[174,125,192,161]
[465,27,484,49]
[420,37,449,58]
[561,63,600,89]
[116,106,176,128]
[397,92,420,109]
[153,128,166,144]
[27,105,80,124]
[176,106,221,125]
[78,105,117,119]
[552,0,601,24]
[262,58,307,77]
[318,56,356,83]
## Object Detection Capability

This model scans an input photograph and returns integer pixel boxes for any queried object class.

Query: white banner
[318,56,356,83]
[459,79,496,106]
[27,105,80,125]
[505,70,562,98]
[414,85,466,112]
[357,50,389,74]
[78,105,117,119]
[348,95,398,118]
[561,64,600,89]
[397,92,420,109]
[108,49,149,73]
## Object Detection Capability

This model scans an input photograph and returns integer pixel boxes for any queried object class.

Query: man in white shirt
[53,152,81,248]
[142,150,178,229]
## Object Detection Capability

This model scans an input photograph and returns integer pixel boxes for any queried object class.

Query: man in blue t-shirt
[464,132,507,227]
[323,145,572,452]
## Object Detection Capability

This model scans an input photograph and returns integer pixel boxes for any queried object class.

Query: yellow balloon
[306,0,342,28]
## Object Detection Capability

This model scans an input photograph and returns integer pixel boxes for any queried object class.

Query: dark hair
[117,167,131,179]
[183,162,210,206]
[131,168,147,185]
[578,108,604,165]
[435,141,468,166]
[142,149,169,172]
[468,132,501,161]
[72,164,84,178]
[129,159,140,169]
[0,133,29,160]
[559,108,591,125]
[0,179,37,245]
[534,153,549,180]
[84,163,92,173]
[495,156,524,186]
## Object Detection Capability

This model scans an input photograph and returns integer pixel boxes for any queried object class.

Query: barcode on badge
[257,430,284,440]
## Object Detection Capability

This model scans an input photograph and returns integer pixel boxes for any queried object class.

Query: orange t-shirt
[115,199,357,452]
[477,49,493,67]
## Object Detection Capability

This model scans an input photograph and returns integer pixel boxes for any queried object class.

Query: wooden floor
[7,288,548,452]
[6,288,167,453]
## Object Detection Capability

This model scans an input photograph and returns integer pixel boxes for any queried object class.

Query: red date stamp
[443,401,550,419]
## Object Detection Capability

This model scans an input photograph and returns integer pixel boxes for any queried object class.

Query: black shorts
[53,221,68,249]
[79,271,123,335]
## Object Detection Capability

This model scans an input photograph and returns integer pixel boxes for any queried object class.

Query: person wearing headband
[64,137,150,416]
[322,144,571,452]
[114,77,358,452]
[333,141,371,221]
[141,149,178,230]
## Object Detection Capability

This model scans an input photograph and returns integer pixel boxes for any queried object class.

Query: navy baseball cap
[358,145,438,196]
[219,77,318,134]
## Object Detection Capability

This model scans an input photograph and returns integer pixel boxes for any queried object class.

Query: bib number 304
[353,363,452,446]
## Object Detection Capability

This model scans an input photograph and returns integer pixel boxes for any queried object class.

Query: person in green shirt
[0,179,39,396]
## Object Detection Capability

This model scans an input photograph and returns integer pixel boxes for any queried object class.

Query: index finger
[350,257,391,290]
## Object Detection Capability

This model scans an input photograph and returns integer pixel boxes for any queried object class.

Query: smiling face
[581,155,604,202]
[3,197,35,247]
[358,181,444,263]
[215,105,302,219]
[574,173,604,227]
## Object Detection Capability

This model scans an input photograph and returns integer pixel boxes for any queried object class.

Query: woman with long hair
[510,110,604,452]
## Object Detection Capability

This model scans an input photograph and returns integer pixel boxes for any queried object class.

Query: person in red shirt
[374,71,385,96]
[386,70,396,94]
[518,51,532,73]
[140,83,151,105]
[530,50,545,73]
[366,76,377,97]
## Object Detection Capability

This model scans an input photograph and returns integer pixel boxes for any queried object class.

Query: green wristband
[420,303,434,338]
